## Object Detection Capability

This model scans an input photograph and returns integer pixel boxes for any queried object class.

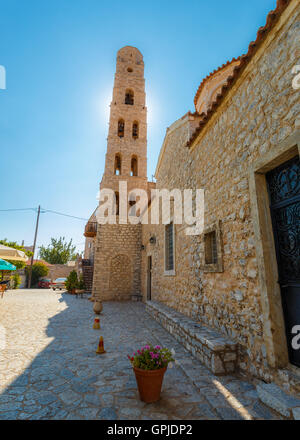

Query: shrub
[26,262,49,286]
[128,344,175,370]
[11,273,21,289]
[78,274,85,290]
[65,270,78,292]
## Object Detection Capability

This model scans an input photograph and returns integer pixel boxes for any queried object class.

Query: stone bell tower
[101,46,148,190]
[91,46,150,302]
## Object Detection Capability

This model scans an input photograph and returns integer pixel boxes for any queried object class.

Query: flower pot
[133,367,167,403]
[93,300,103,314]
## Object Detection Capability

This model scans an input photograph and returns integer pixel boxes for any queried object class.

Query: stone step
[82,265,94,292]
[256,382,300,419]
[146,300,238,376]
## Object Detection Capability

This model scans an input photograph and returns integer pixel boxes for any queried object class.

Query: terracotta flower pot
[133,366,167,403]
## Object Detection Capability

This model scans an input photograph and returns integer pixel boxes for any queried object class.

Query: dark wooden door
[147,256,152,301]
[266,156,300,368]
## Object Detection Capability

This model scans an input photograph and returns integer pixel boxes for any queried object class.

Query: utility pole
[27,205,41,288]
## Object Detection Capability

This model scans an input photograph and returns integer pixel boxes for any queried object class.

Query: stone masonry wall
[93,223,142,301]
[141,4,300,384]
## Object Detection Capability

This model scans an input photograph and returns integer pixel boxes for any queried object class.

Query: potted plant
[128,344,174,403]
[75,274,85,295]
[65,270,78,294]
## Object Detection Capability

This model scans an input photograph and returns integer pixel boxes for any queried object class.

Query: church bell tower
[92,46,149,302]
[101,46,148,195]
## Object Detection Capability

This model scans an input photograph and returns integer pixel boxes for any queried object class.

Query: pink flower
[144,345,150,350]
[155,345,161,350]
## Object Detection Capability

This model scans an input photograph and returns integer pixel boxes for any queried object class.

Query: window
[125,89,134,105]
[204,231,218,264]
[118,119,125,138]
[114,154,121,175]
[200,220,224,273]
[165,222,174,272]
[132,122,139,139]
[128,199,136,216]
[114,192,119,216]
[200,223,223,272]
[131,156,138,176]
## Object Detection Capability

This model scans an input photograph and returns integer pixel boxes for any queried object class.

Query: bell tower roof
[116,46,144,66]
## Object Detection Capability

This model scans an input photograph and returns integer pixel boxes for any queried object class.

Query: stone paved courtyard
[0,289,282,420]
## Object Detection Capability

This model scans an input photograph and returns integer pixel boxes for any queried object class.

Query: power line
[0,208,37,212]
[0,207,88,221]
[42,208,88,221]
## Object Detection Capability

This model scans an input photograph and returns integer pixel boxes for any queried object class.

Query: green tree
[65,270,78,293]
[39,237,77,265]
[26,262,49,286]
[0,239,33,269]
[78,274,86,290]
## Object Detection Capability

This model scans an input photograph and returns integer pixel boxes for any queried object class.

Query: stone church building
[85,0,300,396]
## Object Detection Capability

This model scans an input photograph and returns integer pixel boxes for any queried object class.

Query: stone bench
[146,300,238,376]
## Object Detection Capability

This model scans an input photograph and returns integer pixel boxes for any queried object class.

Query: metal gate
[266,156,300,367]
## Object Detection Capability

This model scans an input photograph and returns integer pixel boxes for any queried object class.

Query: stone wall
[48,264,74,281]
[92,223,142,301]
[141,2,300,387]
[84,236,95,263]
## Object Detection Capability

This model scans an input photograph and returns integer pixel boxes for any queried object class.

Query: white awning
[0,245,28,262]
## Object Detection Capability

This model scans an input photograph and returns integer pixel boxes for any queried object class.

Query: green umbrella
[0,259,16,271]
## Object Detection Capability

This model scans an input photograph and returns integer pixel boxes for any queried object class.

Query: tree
[78,274,86,291]
[0,239,33,269]
[26,262,49,286]
[65,270,78,293]
[39,237,77,265]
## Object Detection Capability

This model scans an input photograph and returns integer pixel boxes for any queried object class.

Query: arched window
[114,154,121,175]
[128,192,136,217]
[131,156,138,177]
[114,192,120,216]
[118,119,125,138]
[125,89,134,105]
[132,121,139,139]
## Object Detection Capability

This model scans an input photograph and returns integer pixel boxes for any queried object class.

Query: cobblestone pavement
[0,289,281,420]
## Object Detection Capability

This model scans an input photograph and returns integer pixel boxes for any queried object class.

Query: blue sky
[0,0,276,255]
